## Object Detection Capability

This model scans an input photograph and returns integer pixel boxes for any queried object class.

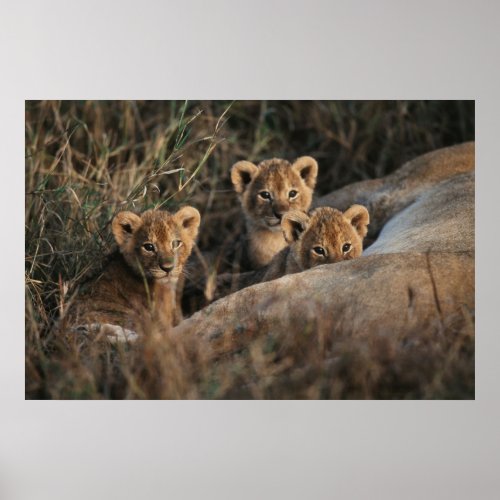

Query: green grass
[25,100,474,399]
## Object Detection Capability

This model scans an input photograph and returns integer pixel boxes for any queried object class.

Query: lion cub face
[282,205,369,269]
[112,207,201,281]
[231,157,318,231]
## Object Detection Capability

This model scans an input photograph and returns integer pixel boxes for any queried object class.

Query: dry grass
[25,100,474,399]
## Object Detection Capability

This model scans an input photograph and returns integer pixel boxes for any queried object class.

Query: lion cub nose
[273,210,284,220]
[160,262,175,273]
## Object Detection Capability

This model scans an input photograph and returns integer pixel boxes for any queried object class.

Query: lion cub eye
[258,191,272,200]
[171,239,182,249]
[288,190,298,199]
[342,243,352,253]
[143,243,155,252]
[313,246,326,256]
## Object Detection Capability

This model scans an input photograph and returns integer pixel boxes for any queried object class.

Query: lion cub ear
[343,204,370,239]
[174,206,201,240]
[281,210,310,244]
[231,161,259,193]
[291,156,318,189]
[112,211,142,247]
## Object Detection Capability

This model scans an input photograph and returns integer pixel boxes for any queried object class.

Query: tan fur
[277,205,369,276]
[216,205,369,295]
[174,144,475,360]
[316,142,475,237]
[231,156,318,268]
[64,207,200,340]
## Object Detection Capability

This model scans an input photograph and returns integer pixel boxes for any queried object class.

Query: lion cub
[64,207,200,342]
[217,205,369,295]
[231,156,318,269]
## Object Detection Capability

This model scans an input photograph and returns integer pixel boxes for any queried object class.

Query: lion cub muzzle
[157,254,175,275]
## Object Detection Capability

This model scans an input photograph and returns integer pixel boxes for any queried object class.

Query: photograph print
[25,100,475,399]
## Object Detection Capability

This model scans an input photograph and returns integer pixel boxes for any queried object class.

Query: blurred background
[25,100,474,398]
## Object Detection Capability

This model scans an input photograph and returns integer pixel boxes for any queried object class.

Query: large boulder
[174,143,475,398]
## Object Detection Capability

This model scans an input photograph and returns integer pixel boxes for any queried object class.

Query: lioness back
[63,206,200,342]
[231,156,318,269]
